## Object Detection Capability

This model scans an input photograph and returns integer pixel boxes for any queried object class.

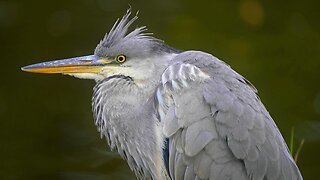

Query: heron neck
[92,76,167,179]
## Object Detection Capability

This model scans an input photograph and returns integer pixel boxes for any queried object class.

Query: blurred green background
[0,0,319,179]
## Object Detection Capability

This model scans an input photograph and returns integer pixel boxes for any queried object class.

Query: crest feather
[100,9,151,48]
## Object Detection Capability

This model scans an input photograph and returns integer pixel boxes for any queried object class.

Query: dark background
[1,0,319,179]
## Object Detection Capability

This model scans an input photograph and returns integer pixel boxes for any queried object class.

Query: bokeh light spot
[239,0,265,27]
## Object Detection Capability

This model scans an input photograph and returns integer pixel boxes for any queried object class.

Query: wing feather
[185,117,217,156]
[163,105,179,137]
[174,152,187,179]
[156,51,302,180]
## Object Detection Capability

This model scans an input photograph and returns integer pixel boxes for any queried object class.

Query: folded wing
[155,51,302,180]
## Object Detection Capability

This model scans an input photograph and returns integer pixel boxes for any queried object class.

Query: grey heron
[22,9,303,180]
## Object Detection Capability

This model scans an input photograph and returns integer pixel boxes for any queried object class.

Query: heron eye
[116,55,126,63]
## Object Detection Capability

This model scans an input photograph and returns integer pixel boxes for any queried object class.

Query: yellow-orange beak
[21,55,115,74]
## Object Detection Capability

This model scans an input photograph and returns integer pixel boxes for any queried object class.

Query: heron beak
[21,55,115,74]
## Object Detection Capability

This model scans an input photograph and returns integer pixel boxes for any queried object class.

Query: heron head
[22,9,180,82]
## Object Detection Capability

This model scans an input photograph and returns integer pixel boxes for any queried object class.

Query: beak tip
[21,65,31,72]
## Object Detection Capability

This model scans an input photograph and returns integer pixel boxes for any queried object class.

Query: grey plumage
[22,9,303,180]
[157,51,302,180]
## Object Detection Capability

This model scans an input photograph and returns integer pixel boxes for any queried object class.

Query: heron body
[22,10,303,180]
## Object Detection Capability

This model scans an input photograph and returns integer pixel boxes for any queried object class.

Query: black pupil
[118,56,124,61]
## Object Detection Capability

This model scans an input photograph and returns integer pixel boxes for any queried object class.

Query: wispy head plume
[98,9,152,49]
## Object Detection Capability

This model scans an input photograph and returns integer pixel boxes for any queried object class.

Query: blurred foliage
[0,0,319,179]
